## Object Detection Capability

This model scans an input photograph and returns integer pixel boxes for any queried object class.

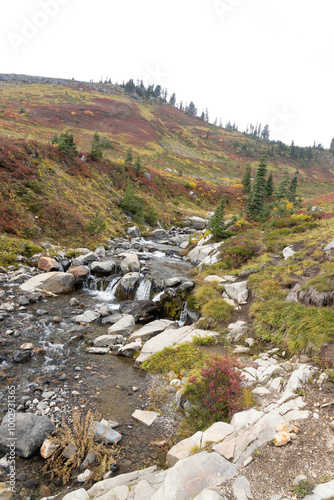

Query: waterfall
[135,279,152,300]
[177,302,188,326]
[105,276,121,300]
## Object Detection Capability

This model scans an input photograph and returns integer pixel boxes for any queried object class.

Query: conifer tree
[125,148,133,165]
[266,171,274,196]
[208,195,229,238]
[57,131,77,158]
[276,166,290,200]
[242,164,252,194]
[288,171,298,202]
[51,133,58,145]
[89,132,103,160]
[246,152,268,220]
[135,156,142,175]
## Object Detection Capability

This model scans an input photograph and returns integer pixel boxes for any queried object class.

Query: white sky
[1,0,334,147]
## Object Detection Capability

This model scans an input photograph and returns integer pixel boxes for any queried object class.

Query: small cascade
[82,274,103,292]
[135,278,152,300]
[152,290,164,302]
[177,301,188,326]
[105,276,122,300]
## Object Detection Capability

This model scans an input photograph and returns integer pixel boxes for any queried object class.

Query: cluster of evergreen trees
[51,131,104,161]
[243,153,298,221]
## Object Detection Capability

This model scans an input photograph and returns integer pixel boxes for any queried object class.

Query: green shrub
[0,236,41,267]
[86,210,106,235]
[142,343,208,375]
[193,283,220,310]
[217,230,262,270]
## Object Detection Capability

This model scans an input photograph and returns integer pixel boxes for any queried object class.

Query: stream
[0,236,194,498]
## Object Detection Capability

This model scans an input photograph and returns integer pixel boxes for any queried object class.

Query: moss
[0,236,42,267]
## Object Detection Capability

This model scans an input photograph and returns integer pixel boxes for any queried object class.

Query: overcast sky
[1,0,334,147]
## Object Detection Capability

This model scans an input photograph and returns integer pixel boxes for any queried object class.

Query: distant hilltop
[0,73,88,85]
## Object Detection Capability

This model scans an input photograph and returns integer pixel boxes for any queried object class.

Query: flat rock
[90,260,116,275]
[132,410,160,427]
[167,431,203,467]
[92,422,122,444]
[73,310,100,323]
[117,340,142,357]
[86,347,110,354]
[136,326,218,364]
[203,275,226,284]
[62,489,90,500]
[128,319,175,342]
[108,314,135,336]
[233,475,253,500]
[19,272,75,294]
[93,335,124,347]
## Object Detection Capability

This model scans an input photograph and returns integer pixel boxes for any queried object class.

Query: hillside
[1,74,334,245]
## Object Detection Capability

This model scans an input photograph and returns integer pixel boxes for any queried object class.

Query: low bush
[141,342,208,375]
[44,410,116,484]
[179,355,247,435]
[0,236,41,267]
[201,298,234,326]
[216,230,262,270]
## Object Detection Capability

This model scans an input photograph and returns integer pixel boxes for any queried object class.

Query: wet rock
[152,228,168,238]
[119,300,158,322]
[70,297,80,307]
[38,256,61,272]
[73,310,100,324]
[19,271,75,294]
[12,349,31,363]
[0,413,56,458]
[119,272,141,300]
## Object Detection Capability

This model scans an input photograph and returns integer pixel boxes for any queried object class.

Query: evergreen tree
[89,132,103,160]
[208,195,229,238]
[276,166,290,200]
[125,148,133,165]
[57,131,77,158]
[288,171,298,202]
[246,152,268,220]
[169,93,176,107]
[51,133,58,145]
[266,171,274,196]
[330,137,334,153]
[185,101,197,116]
[135,156,142,175]
[261,124,270,140]
[242,164,252,194]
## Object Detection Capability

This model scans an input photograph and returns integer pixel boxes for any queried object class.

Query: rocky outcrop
[19,272,75,294]
[187,243,221,266]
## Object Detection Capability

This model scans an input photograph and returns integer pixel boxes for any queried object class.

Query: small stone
[276,421,293,433]
[39,485,51,497]
[132,409,160,427]
[329,421,334,431]
[293,474,308,486]
[77,469,92,483]
[274,431,291,446]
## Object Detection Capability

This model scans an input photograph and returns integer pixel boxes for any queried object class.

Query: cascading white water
[135,279,152,300]
[177,301,188,326]
[152,290,164,302]
[105,276,122,300]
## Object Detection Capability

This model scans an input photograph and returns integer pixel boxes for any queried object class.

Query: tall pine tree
[242,164,252,194]
[208,195,229,238]
[276,167,290,200]
[89,132,103,160]
[288,171,298,202]
[266,172,274,196]
[246,152,268,221]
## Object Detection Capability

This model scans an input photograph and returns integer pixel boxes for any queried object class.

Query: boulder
[38,256,61,272]
[203,275,226,284]
[127,226,141,238]
[119,272,141,300]
[93,335,125,347]
[152,228,168,238]
[187,243,221,266]
[227,321,248,342]
[68,265,89,283]
[188,216,207,229]
[120,254,140,274]
[90,260,116,275]
[19,272,75,294]
[94,246,106,258]
[0,413,55,458]
[72,252,98,266]
[119,300,158,322]
[282,246,295,260]
[108,314,135,336]
[224,281,248,304]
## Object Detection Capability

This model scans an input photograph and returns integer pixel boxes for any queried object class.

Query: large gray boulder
[119,272,141,299]
[127,226,141,238]
[72,252,98,266]
[90,260,116,275]
[19,272,75,294]
[187,243,221,266]
[188,216,207,229]
[120,254,140,274]
[0,413,55,457]
[128,319,175,342]
[119,300,159,322]
[224,281,248,304]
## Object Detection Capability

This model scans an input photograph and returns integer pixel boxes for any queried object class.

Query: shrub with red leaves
[185,355,246,428]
